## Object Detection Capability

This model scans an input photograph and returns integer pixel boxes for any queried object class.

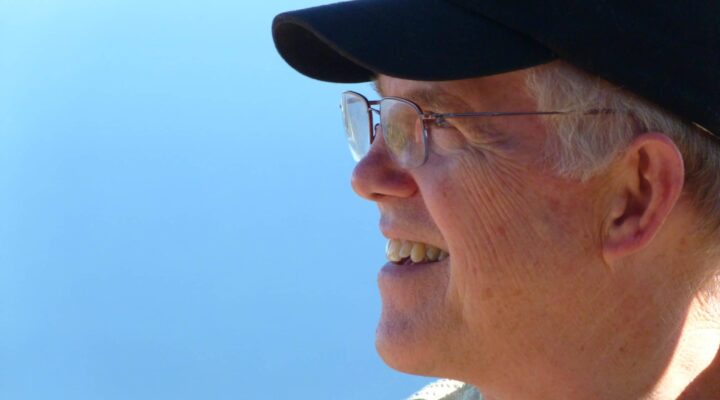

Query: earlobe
[602,133,685,263]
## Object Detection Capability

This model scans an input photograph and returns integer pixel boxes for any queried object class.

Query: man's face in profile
[273,1,720,397]
[354,70,635,384]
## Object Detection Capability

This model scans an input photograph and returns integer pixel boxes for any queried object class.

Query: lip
[379,255,450,278]
[379,211,448,249]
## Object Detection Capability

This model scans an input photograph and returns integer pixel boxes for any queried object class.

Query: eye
[429,114,453,128]
[428,118,467,153]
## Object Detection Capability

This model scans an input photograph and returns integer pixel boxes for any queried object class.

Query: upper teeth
[386,239,448,264]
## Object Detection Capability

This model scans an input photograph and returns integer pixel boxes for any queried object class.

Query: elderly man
[272,1,720,399]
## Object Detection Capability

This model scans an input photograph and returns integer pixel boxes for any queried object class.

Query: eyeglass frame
[342,90,613,168]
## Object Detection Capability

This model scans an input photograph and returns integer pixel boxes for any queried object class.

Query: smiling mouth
[385,239,449,265]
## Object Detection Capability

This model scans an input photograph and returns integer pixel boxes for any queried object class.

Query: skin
[350,68,720,399]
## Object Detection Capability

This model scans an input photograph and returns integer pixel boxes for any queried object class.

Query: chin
[375,318,440,376]
[374,295,456,376]
[374,255,458,375]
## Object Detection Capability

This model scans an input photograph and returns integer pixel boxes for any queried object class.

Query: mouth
[385,239,449,266]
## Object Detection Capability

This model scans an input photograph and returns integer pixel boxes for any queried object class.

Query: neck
[645,298,720,399]
[475,293,720,400]
[678,345,720,399]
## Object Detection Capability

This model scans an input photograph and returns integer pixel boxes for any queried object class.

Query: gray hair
[526,62,720,236]
[525,62,720,303]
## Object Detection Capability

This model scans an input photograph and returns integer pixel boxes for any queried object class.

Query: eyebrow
[372,79,470,112]
[373,79,509,143]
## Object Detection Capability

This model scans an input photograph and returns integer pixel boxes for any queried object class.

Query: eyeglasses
[341,90,601,168]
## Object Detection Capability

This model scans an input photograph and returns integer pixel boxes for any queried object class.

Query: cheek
[425,156,593,285]
[430,156,531,252]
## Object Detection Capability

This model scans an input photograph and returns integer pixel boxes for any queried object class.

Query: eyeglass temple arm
[427,109,615,120]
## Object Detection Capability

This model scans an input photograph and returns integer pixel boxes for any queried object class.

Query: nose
[351,132,418,201]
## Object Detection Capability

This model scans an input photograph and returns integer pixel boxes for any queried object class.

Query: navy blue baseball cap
[272,0,720,136]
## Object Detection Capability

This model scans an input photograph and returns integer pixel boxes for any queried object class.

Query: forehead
[373,77,468,110]
[374,70,536,112]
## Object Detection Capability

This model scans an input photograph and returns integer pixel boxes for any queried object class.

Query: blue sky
[0,1,434,398]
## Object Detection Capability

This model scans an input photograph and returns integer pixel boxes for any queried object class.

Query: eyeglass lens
[380,99,426,168]
[341,92,372,162]
[342,92,427,168]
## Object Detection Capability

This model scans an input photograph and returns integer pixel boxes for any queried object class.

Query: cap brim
[272,0,557,83]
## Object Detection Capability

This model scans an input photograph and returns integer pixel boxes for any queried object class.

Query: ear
[602,133,685,263]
